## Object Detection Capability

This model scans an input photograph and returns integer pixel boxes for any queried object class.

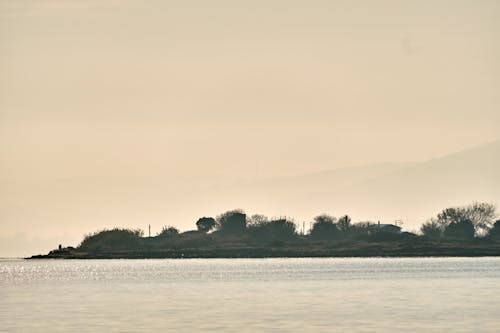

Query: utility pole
[148,224,151,238]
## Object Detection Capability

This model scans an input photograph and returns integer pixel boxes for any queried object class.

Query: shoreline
[28,242,500,259]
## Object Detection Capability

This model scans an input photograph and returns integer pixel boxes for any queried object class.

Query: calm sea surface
[1,257,500,332]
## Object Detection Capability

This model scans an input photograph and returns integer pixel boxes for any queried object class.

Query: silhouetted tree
[420,218,444,241]
[437,208,465,227]
[247,214,269,227]
[216,209,247,234]
[310,214,339,240]
[437,202,497,236]
[337,215,352,232]
[196,217,216,233]
[466,202,497,234]
[443,219,475,241]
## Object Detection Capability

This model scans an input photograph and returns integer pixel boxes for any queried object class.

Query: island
[30,202,500,259]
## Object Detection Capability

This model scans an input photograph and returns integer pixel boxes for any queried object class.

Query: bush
[249,218,297,242]
[157,226,179,238]
[216,210,247,234]
[310,215,339,240]
[79,228,143,251]
[176,231,214,248]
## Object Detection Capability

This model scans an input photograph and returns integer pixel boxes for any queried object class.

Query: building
[377,221,402,234]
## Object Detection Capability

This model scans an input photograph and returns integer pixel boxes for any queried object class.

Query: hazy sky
[1,0,499,256]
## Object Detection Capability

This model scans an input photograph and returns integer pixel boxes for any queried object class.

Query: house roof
[379,224,401,230]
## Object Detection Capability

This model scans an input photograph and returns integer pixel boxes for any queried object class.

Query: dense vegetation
[419,202,498,241]
[35,202,500,259]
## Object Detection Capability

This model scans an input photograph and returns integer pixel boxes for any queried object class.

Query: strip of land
[29,240,500,259]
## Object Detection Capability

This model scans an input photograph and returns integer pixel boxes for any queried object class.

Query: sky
[1,0,499,256]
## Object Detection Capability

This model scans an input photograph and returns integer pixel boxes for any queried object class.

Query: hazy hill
[206,140,500,230]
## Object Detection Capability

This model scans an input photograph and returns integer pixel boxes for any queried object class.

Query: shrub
[249,218,297,242]
[157,226,179,238]
[216,209,247,234]
[79,228,143,251]
[310,215,339,240]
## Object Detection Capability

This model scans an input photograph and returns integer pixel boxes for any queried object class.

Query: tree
[247,214,269,227]
[310,214,339,240]
[443,219,475,241]
[337,215,352,232]
[196,217,216,233]
[216,209,247,234]
[466,202,497,234]
[436,202,497,236]
[437,208,465,227]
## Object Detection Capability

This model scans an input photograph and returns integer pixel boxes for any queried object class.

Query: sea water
[1,257,499,332]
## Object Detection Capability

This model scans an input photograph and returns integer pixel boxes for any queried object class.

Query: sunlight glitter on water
[1,258,500,332]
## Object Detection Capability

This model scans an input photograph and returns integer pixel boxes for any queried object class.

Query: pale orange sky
[1,0,499,256]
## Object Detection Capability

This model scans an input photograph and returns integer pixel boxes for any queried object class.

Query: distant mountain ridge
[206,140,500,229]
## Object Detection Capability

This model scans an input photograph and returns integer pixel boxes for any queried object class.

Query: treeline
[74,202,500,253]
